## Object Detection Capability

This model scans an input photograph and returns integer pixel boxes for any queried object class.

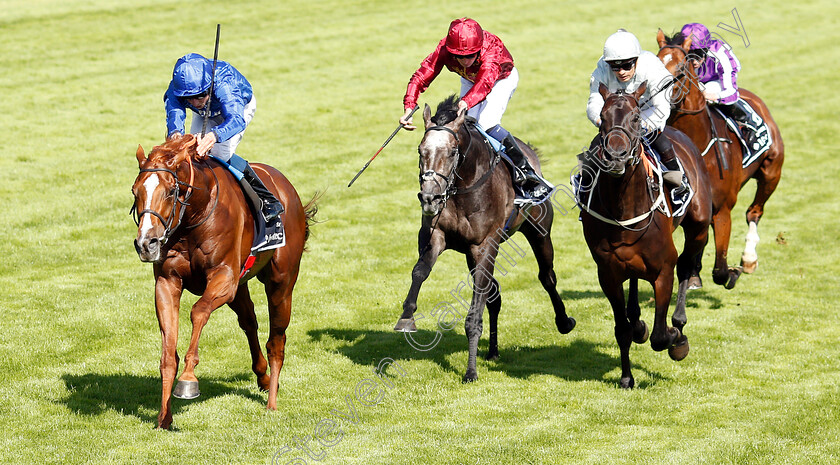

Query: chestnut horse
[131,135,317,429]
[657,30,784,289]
[579,83,712,388]
[394,96,576,382]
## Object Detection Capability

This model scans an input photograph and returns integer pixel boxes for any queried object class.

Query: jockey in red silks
[164,53,282,223]
[681,23,765,153]
[399,17,549,200]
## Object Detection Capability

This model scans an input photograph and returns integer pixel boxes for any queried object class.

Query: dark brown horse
[131,135,317,429]
[579,83,712,388]
[657,30,784,289]
[393,96,576,382]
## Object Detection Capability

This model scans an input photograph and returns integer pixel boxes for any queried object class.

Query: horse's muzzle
[135,236,162,263]
[417,192,443,217]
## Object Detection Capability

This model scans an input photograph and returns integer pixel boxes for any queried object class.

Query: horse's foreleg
[154,277,182,429]
[626,278,648,344]
[396,227,444,332]
[674,221,710,333]
[649,269,688,361]
[175,270,236,399]
[521,224,575,334]
[463,246,498,383]
[228,284,270,392]
[598,268,633,388]
[711,208,742,289]
[742,152,783,273]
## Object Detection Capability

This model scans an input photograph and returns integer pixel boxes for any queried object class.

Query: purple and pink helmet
[680,23,712,50]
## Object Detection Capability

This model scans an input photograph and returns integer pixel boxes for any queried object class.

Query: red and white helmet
[445,18,484,55]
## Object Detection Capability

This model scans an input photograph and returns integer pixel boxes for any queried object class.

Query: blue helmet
[170,53,213,97]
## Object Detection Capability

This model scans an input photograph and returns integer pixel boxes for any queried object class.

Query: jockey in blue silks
[164,53,282,222]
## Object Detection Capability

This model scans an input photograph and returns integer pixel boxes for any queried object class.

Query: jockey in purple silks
[680,23,762,151]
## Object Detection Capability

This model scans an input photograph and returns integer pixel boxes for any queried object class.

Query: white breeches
[190,95,257,162]
[460,67,519,130]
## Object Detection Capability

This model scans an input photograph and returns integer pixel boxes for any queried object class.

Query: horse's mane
[663,31,686,47]
[149,136,196,163]
[431,94,461,126]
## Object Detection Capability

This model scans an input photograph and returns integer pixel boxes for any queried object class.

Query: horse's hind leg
[264,281,293,411]
[520,221,575,334]
[711,207,743,289]
[742,149,784,273]
[463,245,498,383]
[626,279,648,344]
[228,284,270,391]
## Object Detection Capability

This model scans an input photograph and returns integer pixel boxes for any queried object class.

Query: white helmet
[603,29,641,61]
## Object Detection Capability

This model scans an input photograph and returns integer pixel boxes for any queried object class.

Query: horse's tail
[301,191,322,250]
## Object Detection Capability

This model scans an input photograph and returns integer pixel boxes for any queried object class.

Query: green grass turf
[1,0,839,463]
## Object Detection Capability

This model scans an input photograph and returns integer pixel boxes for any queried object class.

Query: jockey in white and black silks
[164,53,282,222]
[399,17,551,200]
[681,23,766,154]
[587,29,688,193]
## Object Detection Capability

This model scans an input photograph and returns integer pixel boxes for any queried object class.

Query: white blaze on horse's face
[139,174,160,237]
[418,130,458,216]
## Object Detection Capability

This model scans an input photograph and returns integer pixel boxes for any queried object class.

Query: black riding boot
[239,163,284,222]
[718,99,758,150]
[503,135,548,198]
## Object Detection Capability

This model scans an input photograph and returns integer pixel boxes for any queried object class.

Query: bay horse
[131,134,317,429]
[393,95,576,382]
[657,30,784,289]
[579,83,712,388]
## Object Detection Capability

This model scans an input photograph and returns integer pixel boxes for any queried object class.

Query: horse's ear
[656,29,667,49]
[598,82,610,100]
[136,145,146,167]
[180,134,198,161]
[634,82,647,101]
[423,103,432,129]
[453,106,467,129]
[682,36,692,52]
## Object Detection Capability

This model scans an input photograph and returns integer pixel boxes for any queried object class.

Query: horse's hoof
[173,380,200,399]
[668,335,690,361]
[741,258,758,274]
[257,376,270,392]
[556,316,576,334]
[462,370,478,383]
[688,275,703,290]
[484,351,500,361]
[393,318,417,332]
[633,320,649,344]
[619,375,635,389]
[724,267,743,290]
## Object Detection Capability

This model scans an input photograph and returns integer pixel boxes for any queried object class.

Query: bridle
[658,44,704,116]
[418,122,494,208]
[130,159,218,245]
[599,92,644,173]
[579,92,666,231]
